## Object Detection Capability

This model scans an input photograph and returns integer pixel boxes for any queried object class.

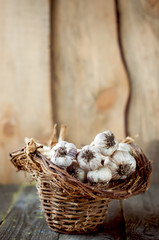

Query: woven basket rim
[10,140,152,200]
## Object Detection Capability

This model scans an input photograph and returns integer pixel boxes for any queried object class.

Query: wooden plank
[51,0,129,147]
[0,185,20,222]
[148,186,159,236]
[118,0,159,184]
[0,0,53,183]
[122,187,159,240]
[59,200,125,240]
[0,185,59,240]
[103,200,126,240]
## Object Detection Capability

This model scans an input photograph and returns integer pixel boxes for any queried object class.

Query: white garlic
[51,155,73,167]
[111,150,136,179]
[117,142,131,153]
[38,145,52,159]
[77,145,103,171]
[101,156,111,166]
[51,141,77,167]
[108,161,119,179]
[87,167,112,183]
[53,141,76,153]
[91,131,118,156]
[74,167,87,182]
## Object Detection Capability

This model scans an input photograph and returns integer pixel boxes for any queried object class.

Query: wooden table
[0,185,159,240]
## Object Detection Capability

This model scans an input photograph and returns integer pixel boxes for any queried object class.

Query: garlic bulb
[77,145,103,171]
[87,167,112,183]
[51,155,73,168]
[91,131,118,156]
[66,160,86,182]
[74,167,87,182]
[108,161,119,179]
[110,150,136,179]
[38,145,52,159]
[53,141,77,155]
[51,141,77,167]
[117,142,131,153]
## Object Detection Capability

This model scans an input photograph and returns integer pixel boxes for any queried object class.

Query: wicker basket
[10,132,152,234]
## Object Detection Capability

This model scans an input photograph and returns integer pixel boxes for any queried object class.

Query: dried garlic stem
[58,124,67,142]
[49,123,58,148]
[122,134,139,144]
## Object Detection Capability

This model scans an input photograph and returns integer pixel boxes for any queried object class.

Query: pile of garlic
[39,131,136,184]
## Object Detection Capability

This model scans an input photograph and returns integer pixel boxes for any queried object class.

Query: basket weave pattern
[10,138,152,233]
[37,173,109,233]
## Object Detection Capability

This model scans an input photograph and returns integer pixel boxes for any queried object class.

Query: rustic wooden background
[0,0,158,184]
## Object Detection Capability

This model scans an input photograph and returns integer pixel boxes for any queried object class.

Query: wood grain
[0,186,125,239]
[122,187,159,240]
[0,0,53,183]
[0,185,20,222]
[51,0,129,147]
[103,199,126,240]
[58,200,125,240]
[1,185,159,239]
[0,185,59,240]
[118,0,159,184]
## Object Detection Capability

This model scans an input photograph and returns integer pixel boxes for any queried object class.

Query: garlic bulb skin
[91,131,118,156]
[111,150,136,179]
[77,145,103,171]
[101,156,111,166]
[38,145,52,159]
[51,155,73,168]
[50,141,77,167]
[74,167,87,182]
[108,161,119,180]
[53,141,77,153]
[66,160,87,182]
[42,145,51,151]
[87,167,112,183]
[117,143,131,153]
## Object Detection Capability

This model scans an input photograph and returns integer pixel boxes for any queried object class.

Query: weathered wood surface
[0,0,53,184]
[0,185,125,240]
[103,200,126,240]
[0,185,59,240]
[0,0,157,191]
[59,200,125,240]
[123,186,159,240]
[118,0,159,184]
[0,185,158,239]
[0,185,20,222]
[51,0,129,147]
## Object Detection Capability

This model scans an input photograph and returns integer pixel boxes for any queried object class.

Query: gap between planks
[50,0,130,147]
[114,0,131,137]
